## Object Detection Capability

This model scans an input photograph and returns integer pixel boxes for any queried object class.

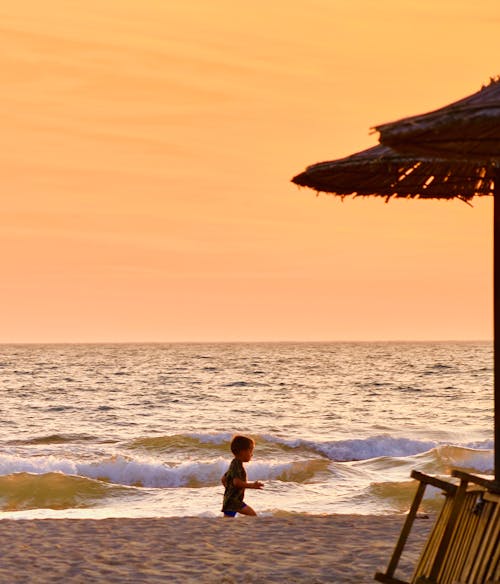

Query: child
[221,435,264,517]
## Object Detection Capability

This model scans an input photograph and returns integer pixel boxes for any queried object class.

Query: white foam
[0,452,299,488]
[0,452,78,476]
[466,439,494,450]
[261,434,438,461]
[77,457,226,487]
[186,432,233,445]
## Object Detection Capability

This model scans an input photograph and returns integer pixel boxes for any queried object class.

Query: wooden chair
[374,470,500,584]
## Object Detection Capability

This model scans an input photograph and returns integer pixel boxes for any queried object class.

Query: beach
[0,514,432,583]
[0,344,491,582]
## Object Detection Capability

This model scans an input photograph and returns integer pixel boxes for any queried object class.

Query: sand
[0,514,433,583]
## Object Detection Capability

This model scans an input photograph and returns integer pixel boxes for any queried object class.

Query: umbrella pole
[495,171,500,484]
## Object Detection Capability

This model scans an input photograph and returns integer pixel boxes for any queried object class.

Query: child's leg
[238,504,257,516]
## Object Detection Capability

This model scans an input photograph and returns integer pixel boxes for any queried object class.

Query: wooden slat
[440,491,480,584]
[458,491,485,582]
[468,501,494,582]
[451,470,500,493]
[460,497,495,581]
[437,491,468,583]
[483,491,500,503]
[428,478,468,582]
[484,522,500,582]
[446,494,477,583]
[473,501,500,583]
[412,493,454,582]
[411,471,457,495]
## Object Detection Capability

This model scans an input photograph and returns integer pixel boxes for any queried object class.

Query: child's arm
[233,478,264,490]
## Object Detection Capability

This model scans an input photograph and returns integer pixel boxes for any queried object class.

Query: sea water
[0,342,493,519]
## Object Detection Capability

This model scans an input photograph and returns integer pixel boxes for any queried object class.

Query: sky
[1,0,499,343]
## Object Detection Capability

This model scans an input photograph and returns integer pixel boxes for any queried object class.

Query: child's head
[230,435,255,461]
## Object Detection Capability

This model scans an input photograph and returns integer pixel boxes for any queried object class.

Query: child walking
[221,435,264,517]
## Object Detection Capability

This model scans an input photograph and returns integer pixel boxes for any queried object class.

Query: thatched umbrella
[374,79,500,483]
[291,143,499,483]
[292,144,495,201]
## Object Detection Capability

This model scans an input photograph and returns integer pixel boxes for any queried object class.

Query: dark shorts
[223,503,247,517]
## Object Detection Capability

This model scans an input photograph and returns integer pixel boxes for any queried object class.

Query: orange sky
[1,0,499,342]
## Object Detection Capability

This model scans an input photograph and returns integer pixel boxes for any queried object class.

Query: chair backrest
[374,471,499,584]
[411,483,499,584]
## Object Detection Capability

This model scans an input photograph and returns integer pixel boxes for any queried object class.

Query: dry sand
[0,514,433,583]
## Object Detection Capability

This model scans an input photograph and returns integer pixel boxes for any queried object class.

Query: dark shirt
[222,458,246,512]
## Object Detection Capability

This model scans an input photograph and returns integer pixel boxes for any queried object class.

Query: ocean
[0,342,493,520]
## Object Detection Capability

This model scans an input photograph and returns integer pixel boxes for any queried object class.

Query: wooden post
[495,171,500,484]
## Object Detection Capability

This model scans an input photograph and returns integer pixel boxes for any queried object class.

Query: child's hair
[230,435,255,455]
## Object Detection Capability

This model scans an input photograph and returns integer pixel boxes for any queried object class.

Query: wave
[0,440,493,516]
[260,434,441,461]
[125,433,233,453]
[124,432,493,464]
[414,444,494,475]
[0,452,329,489]
[125,432,437,460]
[367,479,445,514]
[0,444,491,494]
[353,444,495,515]
[0,472,129,511]
[8,433,105,446]
[1,432,492,506]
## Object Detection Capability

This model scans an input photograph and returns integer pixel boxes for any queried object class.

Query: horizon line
[0,339,493,346]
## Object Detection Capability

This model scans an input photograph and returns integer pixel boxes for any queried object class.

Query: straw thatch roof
[375,77,500,161]
[291,144,496,202]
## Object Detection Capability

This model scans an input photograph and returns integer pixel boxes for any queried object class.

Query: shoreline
[0,514,433,583]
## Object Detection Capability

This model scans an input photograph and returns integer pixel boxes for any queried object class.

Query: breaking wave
[0,452,331,489]
[0,432,492,514]
[125,432,493,465]
[0,472,130,511]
